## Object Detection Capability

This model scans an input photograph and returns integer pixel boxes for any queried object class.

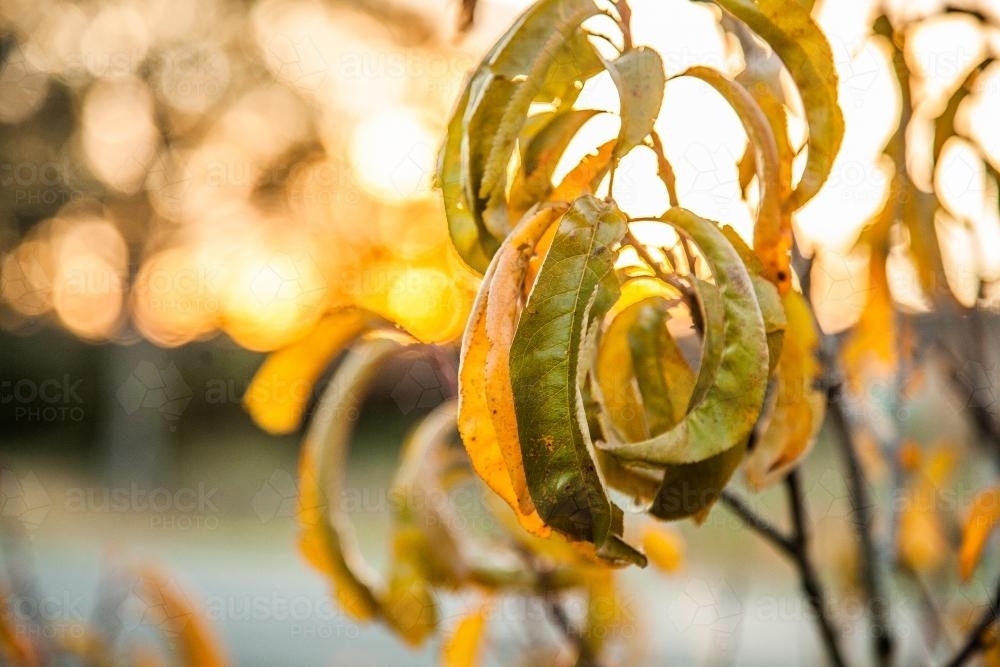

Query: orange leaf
[441,601,490,667]
[959,487,1000,581]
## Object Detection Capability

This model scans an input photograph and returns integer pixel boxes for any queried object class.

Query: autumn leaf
[959,487,1000,581]
[713,0,843,209]
[244,308,371,435]
[441,601,490,667]
[510,195,645,565]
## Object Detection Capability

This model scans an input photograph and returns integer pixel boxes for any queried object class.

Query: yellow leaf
[898,496,948,573]
[298,336,408,621]
[959,487,1000,581]
[485,203,569,514]
[642,524,685,573]
[441,601,490,667]
[244,308,370,434]
[714,0,843,209]
[459,207,561,538]
[744,290,825,489]
[137,567,228,667]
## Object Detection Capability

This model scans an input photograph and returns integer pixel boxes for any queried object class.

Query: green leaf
[509,195,645,566]
[438,82,498,273]
[628,300,695,433]
[468,0,603,230]
[604,47,666,159]
[598,208,769,466]
[713,0,844,209]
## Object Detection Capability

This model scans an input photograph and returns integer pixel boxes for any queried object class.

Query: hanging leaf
[604,48,666,159]
[933,58,994,167]
[679,66,791,292]
[485,203,569,513]
[244,308,371,435]
[509,195,645,565]
[438,82,497,274]
[466,0,603,238]
[745,290,824,490]
[959,487,1000,582]
[713,0,844,209]
[599,208,769,467]
[298,336,404,622]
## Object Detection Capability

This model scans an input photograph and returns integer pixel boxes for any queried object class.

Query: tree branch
[828,382,895,666]
[721,478,847,667]
[785,471,850,667]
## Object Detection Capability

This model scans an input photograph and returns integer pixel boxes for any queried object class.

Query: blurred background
[1,0,999,664]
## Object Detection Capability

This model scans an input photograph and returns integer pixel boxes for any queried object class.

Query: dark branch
[828,383,895,666]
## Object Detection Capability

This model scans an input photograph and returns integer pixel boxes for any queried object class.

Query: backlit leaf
[244,308,371,435]
[642,524,685,573]
[298,336,405,622]
[604,48,666,159]
[713,0,844,209]
[744,290,824,490]
[599,208,769,467]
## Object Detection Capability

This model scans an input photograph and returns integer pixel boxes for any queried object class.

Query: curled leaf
[599,208,769,467]
[714,0,844,209]
[298,336,405,622]
[744,290,824,490]
[244,308,371,435]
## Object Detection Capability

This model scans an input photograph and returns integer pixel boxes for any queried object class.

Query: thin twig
[943,576,1000,667]
[786,471,850,667]
[720,481,846,667]
[828,382,895,666]
[720,490,794,556]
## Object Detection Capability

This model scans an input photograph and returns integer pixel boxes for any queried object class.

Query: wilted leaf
[745,290,824,490]
[599,208,769,467]
[959,487,1000,581]
[244,308,371,435]
[714,0,844,209]
[604,48,666,159]
[510,195,645,565]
